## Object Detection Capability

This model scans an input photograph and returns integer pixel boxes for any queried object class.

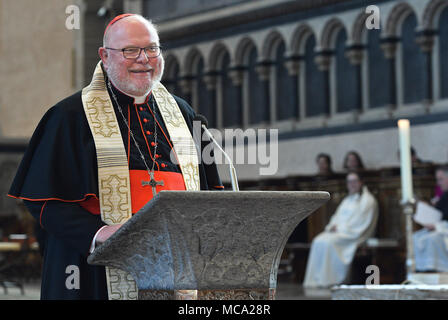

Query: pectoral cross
[141,171,164,196]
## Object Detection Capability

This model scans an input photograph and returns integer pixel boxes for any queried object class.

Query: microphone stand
[201,125,239,191]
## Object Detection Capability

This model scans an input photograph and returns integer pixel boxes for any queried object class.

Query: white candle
[398,119,414,203]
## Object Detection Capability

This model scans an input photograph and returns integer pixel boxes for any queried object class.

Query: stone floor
[0,280,331,300]
[276,281,332,300]
[0,280,40,300]
[7,279,448,300]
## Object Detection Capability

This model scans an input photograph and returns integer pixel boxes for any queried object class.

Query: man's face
[346,173,362,195]
[100,18,164,97]
[436,170,448,192]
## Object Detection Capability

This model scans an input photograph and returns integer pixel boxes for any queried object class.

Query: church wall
[0,0,76,139]
[217,120,448,182]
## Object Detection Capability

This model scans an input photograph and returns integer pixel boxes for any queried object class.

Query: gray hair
[102,14,159,47]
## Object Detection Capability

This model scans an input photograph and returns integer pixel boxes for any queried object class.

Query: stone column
[73,0,86,90]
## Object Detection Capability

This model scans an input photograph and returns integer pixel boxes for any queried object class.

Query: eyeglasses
[105,46,162,59]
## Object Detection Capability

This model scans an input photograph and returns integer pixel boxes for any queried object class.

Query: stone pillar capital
[345,45,365,65]
[228,66,246,86]
[179,75,194,94]
[415,30,436,53]
[283,56,303,76]
[314,51,333,71]
[203,71,219,90]
[254,61,273,81]
[380,37,399,59]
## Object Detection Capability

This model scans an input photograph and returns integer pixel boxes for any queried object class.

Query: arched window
[438,7,448,98]
[194,57,216,128]
[248,46,270,125]
[275,41,297,120]
[220,52,242,128]
[401,13,427,104]
[163,57,182,98]
[366,28,393,108]
[304,35,327,117]
[334,28,360,113]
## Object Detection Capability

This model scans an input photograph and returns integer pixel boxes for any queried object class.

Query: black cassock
[8,83,223,299]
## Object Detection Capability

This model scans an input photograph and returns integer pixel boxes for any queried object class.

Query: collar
[108,79,151,105]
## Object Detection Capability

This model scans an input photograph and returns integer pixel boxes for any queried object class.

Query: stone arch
[384,2,416,38]
[183,47,205,76]
[234,36,257,66]
[162,53,183,97]
[290,24,315,56]
[422,0,448,30]
[351,10,371,45]
[163,53,180,80]
[260,30,286,61]
[208,41,232,72]
[320,17,346,51]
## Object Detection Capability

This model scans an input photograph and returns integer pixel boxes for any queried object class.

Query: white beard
[106,57,165,97]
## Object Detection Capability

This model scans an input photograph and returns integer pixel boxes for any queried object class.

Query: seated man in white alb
[303,171,378,288]
[413,166,448,272]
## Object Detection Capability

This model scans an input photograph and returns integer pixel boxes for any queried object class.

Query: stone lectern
[87,190,329,300]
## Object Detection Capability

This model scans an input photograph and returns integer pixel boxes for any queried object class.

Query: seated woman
[316,153,334,176]
[343,151,365,172]
[303,171,378,288]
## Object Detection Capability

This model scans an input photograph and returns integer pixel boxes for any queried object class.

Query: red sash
[80,170,186,214]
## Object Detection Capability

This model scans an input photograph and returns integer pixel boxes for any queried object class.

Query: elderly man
[303,171,378,288]
[8,14,223,300]
[413,166,448,272]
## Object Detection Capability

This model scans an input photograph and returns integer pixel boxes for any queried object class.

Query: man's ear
[98,47,108,66]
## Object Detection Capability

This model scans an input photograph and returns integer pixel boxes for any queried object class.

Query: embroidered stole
[81,61,200,300]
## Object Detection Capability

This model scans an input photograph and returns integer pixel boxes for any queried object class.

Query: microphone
[194,114,209,128]
[194,115,239,191]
